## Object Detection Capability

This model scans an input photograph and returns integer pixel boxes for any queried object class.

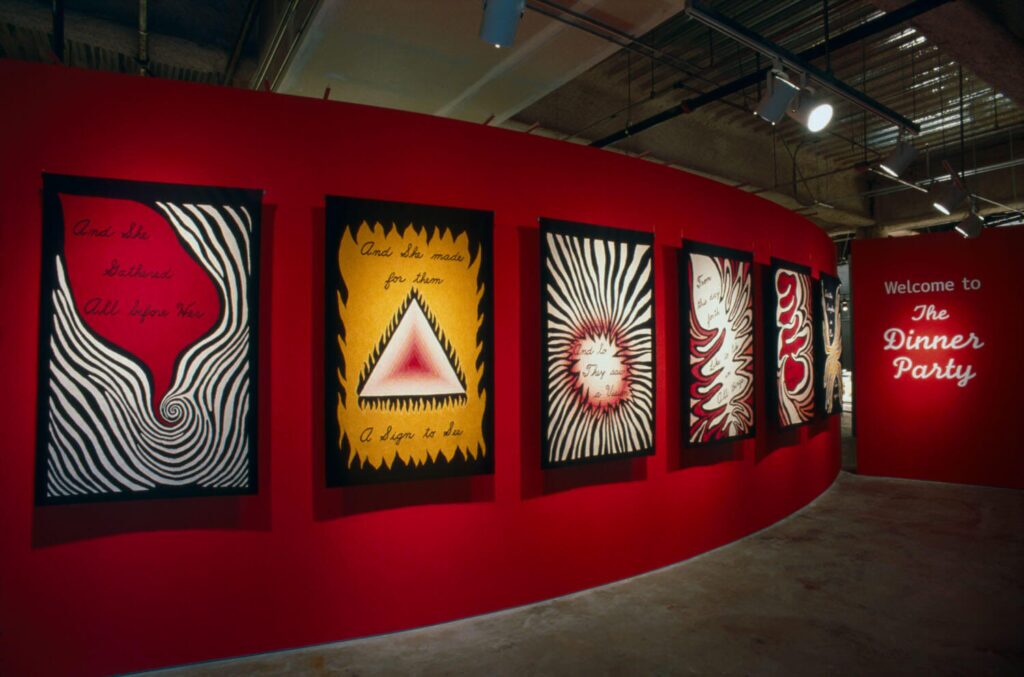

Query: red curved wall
[0,60,839,676]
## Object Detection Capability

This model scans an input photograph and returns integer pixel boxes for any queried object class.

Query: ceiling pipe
[591,0,951,148]
[137,0,148,76]
[868,167,929,194]
[973,193,1024,218]
[223,0,259,86]
[843,155,1024,202]
[51,0,64,63]
[269,0,321,91]
[525,0,718,94]
[251,0,300,90]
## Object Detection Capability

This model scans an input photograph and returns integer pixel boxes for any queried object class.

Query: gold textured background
[336,221,486,470]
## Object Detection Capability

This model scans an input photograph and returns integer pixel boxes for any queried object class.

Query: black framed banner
[36,174,262,504]
[540,218,655,467]
[815,272,843,416]
[680,240,755,446]
[324,197,494,485]
[765,258,815,428]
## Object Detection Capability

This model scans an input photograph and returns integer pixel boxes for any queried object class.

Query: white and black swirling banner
[680,240,755,446]
[540,218,655,467]
[35,174,261,504]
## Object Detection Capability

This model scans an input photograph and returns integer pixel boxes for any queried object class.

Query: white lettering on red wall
[880,276,986,388]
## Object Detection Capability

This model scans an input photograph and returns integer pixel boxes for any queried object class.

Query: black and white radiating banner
[541,218,655,466]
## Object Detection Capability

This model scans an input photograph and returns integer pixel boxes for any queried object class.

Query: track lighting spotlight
[954,211,984,239]
[931,182,967,216]
[479,0,525,49]
[878,140,918,178]
[754,70,799,125]
[787,89,833,133]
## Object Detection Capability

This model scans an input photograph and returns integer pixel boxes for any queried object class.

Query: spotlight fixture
[754,70,799,125]
[878,140,918,178]
[931,182,967,216]
[954,211,984,239]
[840,298,849,313]
[787,89,833,133]
[479,0,525,49]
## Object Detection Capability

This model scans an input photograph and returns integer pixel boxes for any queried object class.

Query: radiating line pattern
[543,226,654,464]
[42,201,255,500]
[821,275,843,415]
[688,252,754,444]
[775,268,814,425]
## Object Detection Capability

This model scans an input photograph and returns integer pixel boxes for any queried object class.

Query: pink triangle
[361,298,465,397]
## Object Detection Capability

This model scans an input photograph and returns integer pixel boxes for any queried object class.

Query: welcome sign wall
[36,175,261,504]
[851,229,1024,488]
[324,197,494,484]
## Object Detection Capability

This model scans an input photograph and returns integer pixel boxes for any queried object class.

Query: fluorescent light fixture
[931,182,967,216]
[788,91,833,132]
[878,141,918,178]
[479,0,525,49]
[755,71,799,125]
[954,212,984,239]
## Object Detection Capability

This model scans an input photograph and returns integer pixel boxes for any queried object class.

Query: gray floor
[161,464,1024,676]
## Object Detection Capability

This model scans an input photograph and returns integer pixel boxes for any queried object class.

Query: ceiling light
[931,182,967,216]
[787,90,833,132]
[878,141,918,178]
[479,0,525,49]
[954,211,984,239]
[754,71,799,125]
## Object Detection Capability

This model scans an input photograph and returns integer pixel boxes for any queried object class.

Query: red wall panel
[852,229,1024,488]
[0,60,839,676]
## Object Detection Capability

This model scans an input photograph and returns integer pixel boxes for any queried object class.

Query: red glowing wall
[0,60,839,676]
[852,229,1024,488]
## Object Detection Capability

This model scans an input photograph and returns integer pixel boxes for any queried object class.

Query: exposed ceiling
[277,0,684,125]
[2,0,1021,239]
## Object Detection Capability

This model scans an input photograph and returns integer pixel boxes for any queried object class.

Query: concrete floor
[160,467,1024,676]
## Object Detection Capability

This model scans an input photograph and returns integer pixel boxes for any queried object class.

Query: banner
[325,197,494,484]
[766,259,815,427]
[680,241,755,445]
[541,219,654,466]
[815,273,843,416]
[36,174,261,504]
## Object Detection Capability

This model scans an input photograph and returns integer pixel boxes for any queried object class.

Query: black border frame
[679,240,756,447]
[764,257,816,431]
[324,196,495,486]
[539,217,656,469]
[36,173,263,505]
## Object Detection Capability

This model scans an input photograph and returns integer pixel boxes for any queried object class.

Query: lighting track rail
[592,0,950,148]
[683,0,918,135]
